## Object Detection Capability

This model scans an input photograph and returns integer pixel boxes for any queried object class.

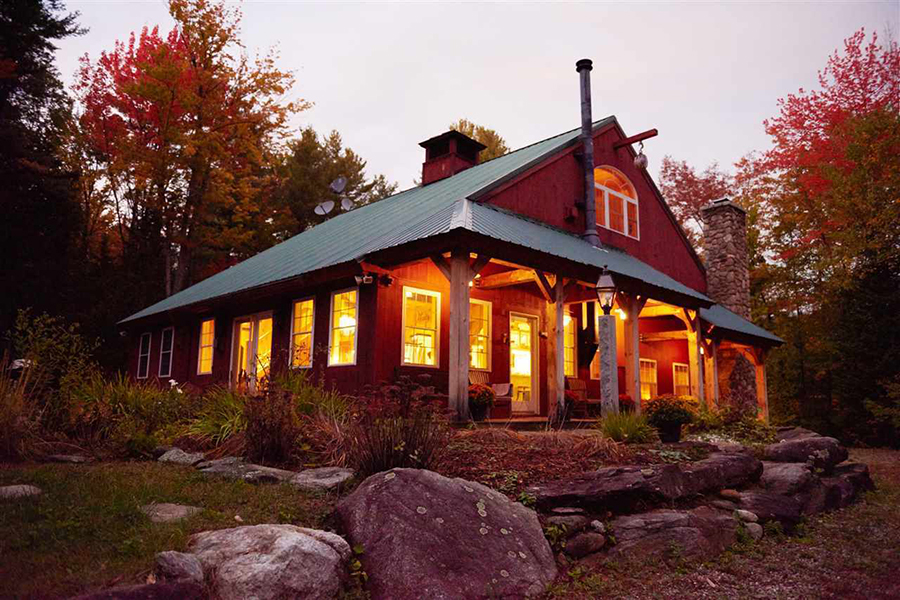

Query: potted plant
[644,394,697,443]
[468,383,495,422]
[618,393,635,413]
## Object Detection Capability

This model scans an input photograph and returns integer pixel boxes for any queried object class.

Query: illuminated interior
[291,299,314,368]
[403,287,439,366]
[563,313,576,377]
[595,167,639,239]
[330,290,358,365]
[198,318,215,374]
[510,314,536,410]
[640,358,658,400]
[469,299,491,370]
[673,363,690,396]
[232,315,272,392]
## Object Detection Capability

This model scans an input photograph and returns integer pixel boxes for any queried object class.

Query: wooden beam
[553,276,568,421]
[476,269,535,289]
[640,304,682,319]
[613,128,659,149]
[621,294,648,413]
[430,255,451,282]
[355,260,393,277]
[448,249,471,421]
[640,331,688,342]
[533,270,554,303]
[469,255,492,279]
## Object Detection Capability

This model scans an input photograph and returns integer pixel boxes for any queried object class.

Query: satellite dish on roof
[330,176,348,194]
[314,200,335,216]
[341,197,355,211]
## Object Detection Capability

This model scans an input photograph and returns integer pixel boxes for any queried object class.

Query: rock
[141,503,202,524]
[709,499,737,511]
[761,462,814,495]
[69,581,205,600]
[719,489,741,501]
[546,515,589,532]
[774,427,821,442]
[336,468,557,600]
[763,437,848,473]
[154,551,203,583]
[241,465,298,485]
[803,462,875,515]
[549,507,586,516]
[47,454,91,463]
[152,445,174,459]
[737,491,803,530]
[195,456,242,470]
[189,524,350,600]
[564,532,606,558]
[528,464,684,513]
[745,522,764,540]
[589,520,606,534]
[608,507,738,561]
[0,484,42,500]
[681,452,763,496]
[197,457,295,484]
[734,509,758,523]
[158,448,205,467]
[291,467,354,492]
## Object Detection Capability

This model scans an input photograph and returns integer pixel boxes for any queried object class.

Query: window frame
[469,297,492,372]
[594,167,640,241]
[158,326,175,379]
[639,358,658,400]
[563,309,577,378]
[290,297,316,369]
[197,318,215,375]
[672,362,691,396]
[137,332,152,379]
[400,286,441,368]
[328,287,359,367]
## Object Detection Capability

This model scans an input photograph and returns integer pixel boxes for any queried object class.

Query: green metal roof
[121,116,779,348]
[700,304,784,345]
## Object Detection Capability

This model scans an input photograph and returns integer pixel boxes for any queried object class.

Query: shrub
[685,402,776,444]
[245,387,301,465]
[0,354,41,459]
[349,377,451,477]
[468,383,495,408]
[645,394,698,427]
[599,412,657,444]
[619,394,635,413]
[187,387,248,446]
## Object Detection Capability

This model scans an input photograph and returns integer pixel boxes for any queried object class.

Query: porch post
[685,311,706,407]
[448,249,470,421]
[622,294,647,414]
[598,313,619,415]
[707,340,721,409]
[555,278,567,418]
[750,348,769,424]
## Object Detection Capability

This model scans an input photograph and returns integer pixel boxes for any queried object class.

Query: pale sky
[56,1,898,188]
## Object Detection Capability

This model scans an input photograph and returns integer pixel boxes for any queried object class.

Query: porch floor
[468,416,600,431]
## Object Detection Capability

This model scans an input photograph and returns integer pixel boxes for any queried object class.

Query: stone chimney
[419,130,486,186]
[701,198,750,319]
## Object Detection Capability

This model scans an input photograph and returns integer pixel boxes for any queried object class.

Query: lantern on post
[594,265,620,415]
[595,266,617,315]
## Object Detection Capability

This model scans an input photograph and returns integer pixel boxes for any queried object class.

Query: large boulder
[763,436,848,472]
[681,451,763,496]
[760,462,814,495]
[527,465,684,513]
[188,524,350,600]
[774,427,821,442]
[154,551,203,583]
[802,462,875,515]
[607,507,738,561]
[336,468,557,599]
[736,491,803,530]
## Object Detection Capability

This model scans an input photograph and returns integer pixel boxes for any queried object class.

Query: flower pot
[657,422,682,443]
[470,404,489,422]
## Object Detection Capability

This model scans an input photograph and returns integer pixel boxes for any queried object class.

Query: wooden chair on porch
[565,378,602,419]
[469,371,513,418]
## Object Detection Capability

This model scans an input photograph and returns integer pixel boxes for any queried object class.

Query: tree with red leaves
[658,156,732,251]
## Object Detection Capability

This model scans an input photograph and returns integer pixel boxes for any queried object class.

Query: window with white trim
[198,318,215,375]
[137,332,151,379]
[470,299,491,370]
[402,287,440,367]
[291,298,315,368]
[595,167,639,239]
[564,311,576,378]
[673,362,690,396]
[158,327,174,378]
[640,358,658,400]
[329,289,358,366]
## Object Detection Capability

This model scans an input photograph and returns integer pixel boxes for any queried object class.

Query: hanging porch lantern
[595,266,617,315]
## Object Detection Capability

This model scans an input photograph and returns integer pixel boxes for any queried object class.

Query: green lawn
[0,461,336,598]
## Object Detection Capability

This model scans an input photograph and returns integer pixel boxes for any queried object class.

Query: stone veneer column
[700,199,751,319]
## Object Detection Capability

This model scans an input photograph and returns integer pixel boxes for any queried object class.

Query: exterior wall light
[596,266,617,315]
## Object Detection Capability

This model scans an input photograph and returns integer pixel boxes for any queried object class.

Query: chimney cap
[700,197,746,216]
[576,58,593,72]
[418,129,487,152]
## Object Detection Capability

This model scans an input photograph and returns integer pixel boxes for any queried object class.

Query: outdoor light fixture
[634,141,649,170]
[595,266,617,315]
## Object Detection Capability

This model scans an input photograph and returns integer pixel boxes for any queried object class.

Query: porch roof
[700,304,784,346]
[121,117,714,325]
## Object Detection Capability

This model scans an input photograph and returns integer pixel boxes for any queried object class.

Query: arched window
[594,167,639,240]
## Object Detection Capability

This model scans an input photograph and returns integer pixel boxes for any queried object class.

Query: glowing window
[640,358,658,400]
[329,289,358,366]
[673,362,690,396]
[198,319,215,375]
[470,299,492,370]
[563,312,576,378]
[158,327,174,378]
[402,287,440,367]
[137,332,151,379]
[594,167,639,239]
[291,298,315,368]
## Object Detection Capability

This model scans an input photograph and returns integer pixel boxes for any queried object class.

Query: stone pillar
[700,199,750,319]
[597,314,619,415]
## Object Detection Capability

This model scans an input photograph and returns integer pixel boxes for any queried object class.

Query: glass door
[509,312,539,414]
[231,313,273,393]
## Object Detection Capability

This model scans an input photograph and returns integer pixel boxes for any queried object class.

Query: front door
[231,313,273,393]
[509,312,539,414]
